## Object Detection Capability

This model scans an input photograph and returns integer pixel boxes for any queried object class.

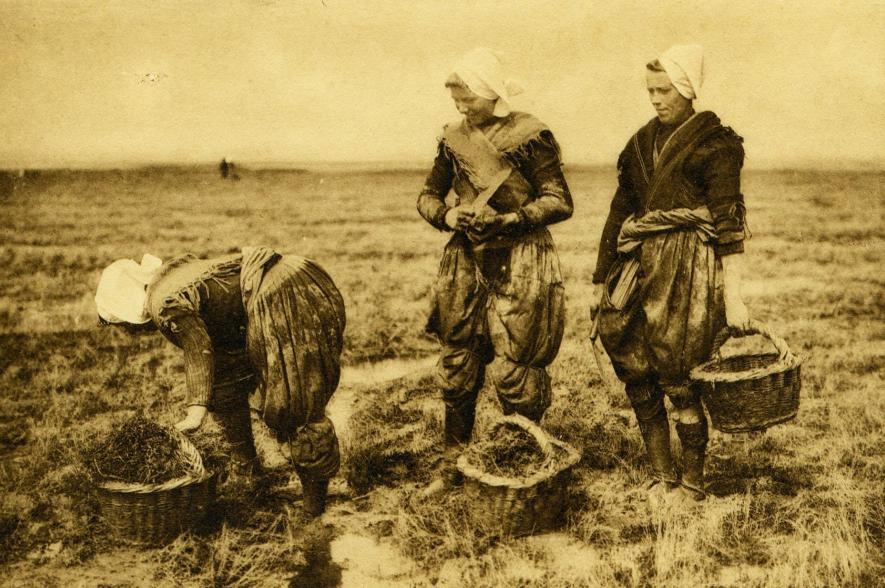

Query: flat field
[0,165,882,587]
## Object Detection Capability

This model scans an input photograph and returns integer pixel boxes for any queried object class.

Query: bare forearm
[721,253,751,330]
[721,253,744,303]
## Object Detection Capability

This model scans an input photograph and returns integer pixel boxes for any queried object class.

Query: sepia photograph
[0,1,882,586]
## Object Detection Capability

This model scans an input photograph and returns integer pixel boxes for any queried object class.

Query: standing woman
[591,45,751,504]
[94,247,346,517]
[418,47,573,491]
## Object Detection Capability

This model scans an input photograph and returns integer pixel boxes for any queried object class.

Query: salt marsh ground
[0,164,882,586]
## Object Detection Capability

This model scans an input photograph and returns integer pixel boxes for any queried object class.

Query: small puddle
[339,355,436,388]
[525,532,604,577]
[330,533,414,587]
[328,355,435,439]
[288,357,434,587]
[289,526,342,588]
[289,530,414,588]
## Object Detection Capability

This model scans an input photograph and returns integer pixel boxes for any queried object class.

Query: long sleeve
[506,131,573,235]
[417,143,455,231]
[691,131,746,256]
[167,314,214,406]
[593,146,639,284]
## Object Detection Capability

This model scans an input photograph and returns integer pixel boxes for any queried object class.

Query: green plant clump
[84,415,190,485]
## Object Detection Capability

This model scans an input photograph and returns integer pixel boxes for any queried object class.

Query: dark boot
[630,389,678,486]
[299,475,330,518]
[445,403,474,446]
[211,360,259,467]
[638,411,679,485]
[422,403,475,496]
[676,419,709,499]
[445,402,477,483]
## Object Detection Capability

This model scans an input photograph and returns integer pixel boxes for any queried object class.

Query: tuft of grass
[393,489,497,574]
[342,373,441,495]
[153,512,307,587]
[0,418,114,566]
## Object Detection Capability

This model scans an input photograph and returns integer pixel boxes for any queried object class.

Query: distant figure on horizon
[219,158,230,179]
[590,44,752,506]
[417,47,574,495]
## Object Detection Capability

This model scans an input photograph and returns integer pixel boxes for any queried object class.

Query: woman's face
[646,70,693,125]
[449,85,497,127]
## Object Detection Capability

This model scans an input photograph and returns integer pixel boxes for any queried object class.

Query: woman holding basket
[590,45,751,505]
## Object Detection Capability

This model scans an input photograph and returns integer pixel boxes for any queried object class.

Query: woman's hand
[588,282,606,340]
[589,283,605,320]
[725,296,751,333]
[467,212,519,242]
[721,254,751,333]
[445,206,476,232]
[175,405,208,432]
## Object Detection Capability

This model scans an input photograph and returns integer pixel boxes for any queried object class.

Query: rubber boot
[299,476,330,518]
[639,413,678,485]
[637,413,681,511]
[422,403,475,497]
[676,419,709,500]
[631,394,678,487]
[445,403,474,448]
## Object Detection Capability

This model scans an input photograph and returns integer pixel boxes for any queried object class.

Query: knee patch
[438,346,485,403]
[491,360,551,421]
[441,370,484,412]
[291,418,340,480]
[627,382,665,423]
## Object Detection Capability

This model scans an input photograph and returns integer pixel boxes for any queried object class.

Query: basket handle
[710,320,795,363]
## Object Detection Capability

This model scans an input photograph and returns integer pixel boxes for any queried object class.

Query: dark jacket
[417,114,573,236]
[593,111,746,284]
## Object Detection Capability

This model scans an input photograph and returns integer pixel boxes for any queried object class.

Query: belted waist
[617,207,717,254]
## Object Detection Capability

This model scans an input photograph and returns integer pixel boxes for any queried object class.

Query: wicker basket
[690,321,802,433]
[95,432,217,545]
[456,415,581,537]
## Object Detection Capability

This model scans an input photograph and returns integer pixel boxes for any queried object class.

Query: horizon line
[2,157,884,173]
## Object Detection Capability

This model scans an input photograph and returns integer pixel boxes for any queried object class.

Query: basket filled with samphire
[456,414,581,537]
[83,414,217,545]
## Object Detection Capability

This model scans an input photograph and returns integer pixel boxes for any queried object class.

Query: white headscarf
[452,47,524,117]
[658,44,704,100]
[95,254,163,324]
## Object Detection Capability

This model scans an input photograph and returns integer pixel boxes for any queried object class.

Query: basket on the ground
[94,432,217,545]
[456,414,581,537]
[690,320,802,433]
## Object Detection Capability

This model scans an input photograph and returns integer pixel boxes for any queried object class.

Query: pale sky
[1,0,883,169]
